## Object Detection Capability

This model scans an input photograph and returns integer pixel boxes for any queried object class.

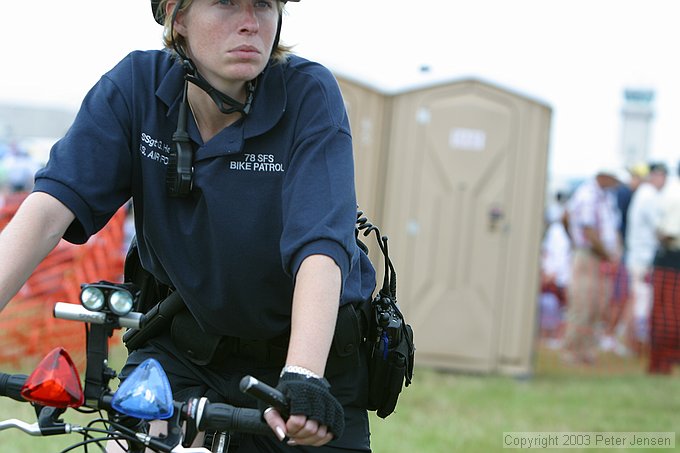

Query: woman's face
[175,0,279,89]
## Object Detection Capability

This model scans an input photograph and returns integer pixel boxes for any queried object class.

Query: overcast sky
[2,0,679,182]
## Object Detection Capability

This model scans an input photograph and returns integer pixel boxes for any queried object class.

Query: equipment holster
[122,237,182,352]
[123,236,172,314]
[356,210,415,419]
[364,293,415,418]
[122,291,185,352]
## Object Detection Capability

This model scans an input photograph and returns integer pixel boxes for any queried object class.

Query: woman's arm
[0,192,75,311]
[264,253,342,446]
[286,253,341,375]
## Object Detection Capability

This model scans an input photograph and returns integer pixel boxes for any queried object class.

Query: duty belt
[123,291,365,372]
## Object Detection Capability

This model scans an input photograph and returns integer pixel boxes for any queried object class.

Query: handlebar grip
[239,376,289,419]
[0,373,28,402]
[199,404,272,436]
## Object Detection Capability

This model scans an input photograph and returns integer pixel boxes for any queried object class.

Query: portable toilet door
[382,79,551,375]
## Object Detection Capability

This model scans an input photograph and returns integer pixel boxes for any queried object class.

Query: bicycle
[0,281,287,453]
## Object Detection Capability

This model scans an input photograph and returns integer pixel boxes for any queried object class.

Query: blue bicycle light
[111,358,174,420]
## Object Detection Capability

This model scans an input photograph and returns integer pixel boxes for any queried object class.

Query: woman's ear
[166,1,188,34]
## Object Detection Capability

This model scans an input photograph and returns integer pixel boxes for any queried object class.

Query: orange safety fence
[0,192,128,369]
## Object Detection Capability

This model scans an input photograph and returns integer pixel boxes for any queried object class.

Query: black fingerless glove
[276,372,345,439]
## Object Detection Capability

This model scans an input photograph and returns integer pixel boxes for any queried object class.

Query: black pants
[119,329,371,452]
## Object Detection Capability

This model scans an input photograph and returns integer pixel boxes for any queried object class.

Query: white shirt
[657,177,680,251]
[625,182,663,269]
[567,178,621,256]
[542,220,572,287]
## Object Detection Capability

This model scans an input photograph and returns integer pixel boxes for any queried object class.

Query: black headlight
[79,281,140,316]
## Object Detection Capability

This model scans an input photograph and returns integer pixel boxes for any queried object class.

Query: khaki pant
[563,249,613,361]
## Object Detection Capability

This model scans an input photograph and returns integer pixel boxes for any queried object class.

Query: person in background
[623,162,668,356]
[539,192,571,347]
[649,161,680,374]
[601,163,648,355]
[562,167,623,365]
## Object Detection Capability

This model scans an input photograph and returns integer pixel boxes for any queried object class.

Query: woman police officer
[0,0,376,451]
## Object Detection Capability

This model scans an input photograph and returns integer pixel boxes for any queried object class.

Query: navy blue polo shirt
[34,50,375,338]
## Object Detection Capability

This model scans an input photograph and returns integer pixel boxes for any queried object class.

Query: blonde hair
[156,0,292,64]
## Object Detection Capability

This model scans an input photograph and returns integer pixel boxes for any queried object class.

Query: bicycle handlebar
[51,302,283,435]
[0,371,274,451]
[53,302,143,329]
[0,372,28,403]
[2,300,289,452]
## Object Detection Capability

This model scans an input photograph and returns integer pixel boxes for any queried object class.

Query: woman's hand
[263,407,334,447]
[262,369,344,446]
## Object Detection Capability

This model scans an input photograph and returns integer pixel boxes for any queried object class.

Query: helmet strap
[272,14,283,55]
[182,60,255,116]
[169,1,255,117]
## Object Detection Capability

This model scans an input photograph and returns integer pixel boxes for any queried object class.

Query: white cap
[597,165,630,184]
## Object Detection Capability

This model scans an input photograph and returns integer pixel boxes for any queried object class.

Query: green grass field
[368,352,680,452]
[1,345,679,452]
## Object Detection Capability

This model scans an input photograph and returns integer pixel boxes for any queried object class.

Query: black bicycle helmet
[151,0,300,25]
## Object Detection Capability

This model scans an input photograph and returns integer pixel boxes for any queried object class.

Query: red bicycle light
[20,347,84,408]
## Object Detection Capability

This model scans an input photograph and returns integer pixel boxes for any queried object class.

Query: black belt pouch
[170,308,222,366]
[325,302,363,377]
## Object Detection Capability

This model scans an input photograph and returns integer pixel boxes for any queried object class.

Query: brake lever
[0,419,43,435]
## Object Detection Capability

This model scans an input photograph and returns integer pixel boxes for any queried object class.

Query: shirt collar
[244,60,287,139]
[155,57,287,138]
[156,57,185,118]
